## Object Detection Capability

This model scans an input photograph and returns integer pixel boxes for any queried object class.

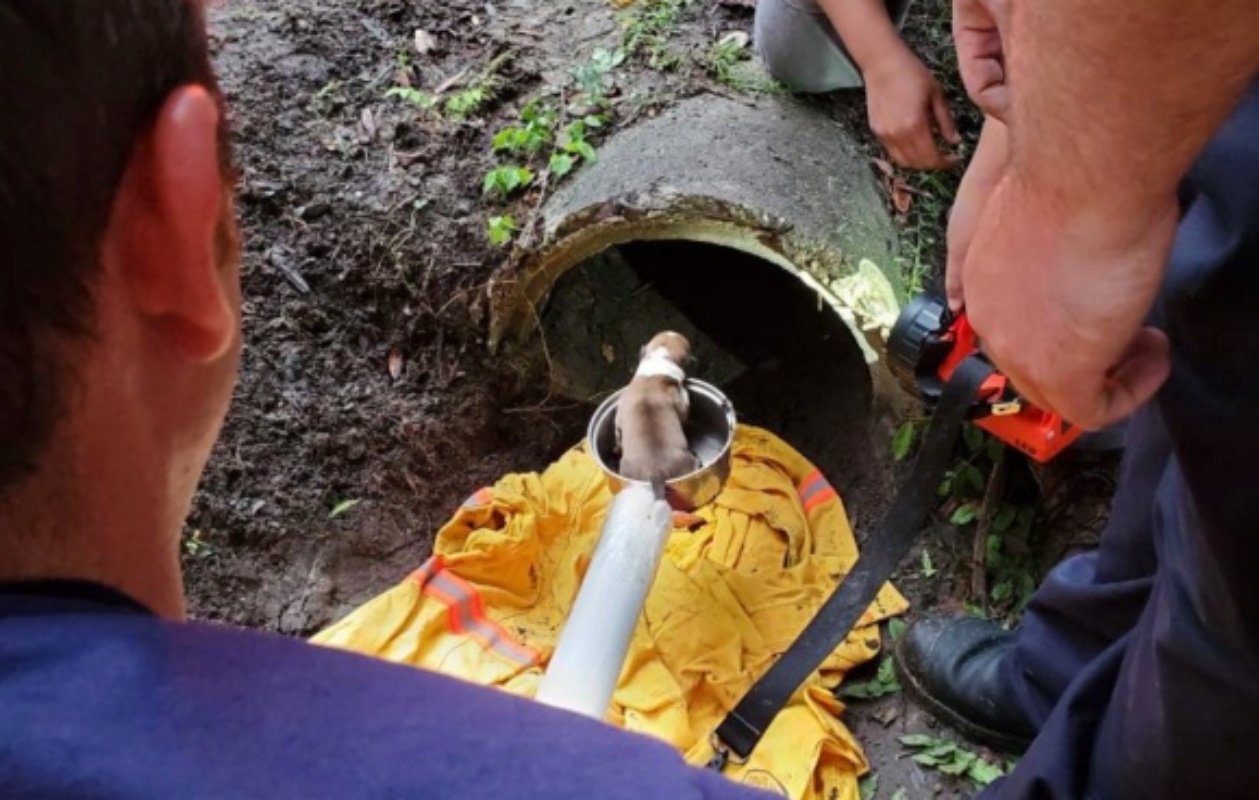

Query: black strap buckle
[706,733,748,773]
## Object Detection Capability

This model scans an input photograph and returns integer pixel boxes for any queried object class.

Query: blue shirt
[0,582,772,799]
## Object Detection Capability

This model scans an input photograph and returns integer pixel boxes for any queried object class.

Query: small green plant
[487,215,518,247]
[838,656,901,701]
[920,550,939,578]
[482,165,534,199]
[492,101,558,156]
[899,734,1008,787]
[621,0,692,69]
[386,53,506,121]
[572,47,625,107]
[444,84,492,120]
[182,529,214,559]
[557,118,601,163]
[385,86,437,111]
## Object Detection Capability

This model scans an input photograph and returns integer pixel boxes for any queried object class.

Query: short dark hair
[0,1,230,490]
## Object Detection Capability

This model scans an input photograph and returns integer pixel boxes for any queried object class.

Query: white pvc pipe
[536,483,673,719]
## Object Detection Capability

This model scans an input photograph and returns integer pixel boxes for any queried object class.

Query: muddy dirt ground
[190,0,1114,796]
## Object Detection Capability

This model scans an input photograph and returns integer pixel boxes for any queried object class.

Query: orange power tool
[888,291,1082,463]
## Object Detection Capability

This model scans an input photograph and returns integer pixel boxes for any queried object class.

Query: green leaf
[992,504,1018,533]
[921,741,958,758]
[891,789,908,800]
[967,759,1006,786]
[486,215,517,247]
[898,734,937,748]
[492,127,520,152]
[329,499,361,519]
[583,114,606,128]
[892,421,916,461]
[913,753,946,767]
[887,617,907,642]
[858,773,879,800]
[938,752,977,776]
[991,580,1013,603]
[482,166,533,198]
[958,463,986,494]
[986,533,1003,565]
[920,550,938,578]
[950,503,979,525]
[985,436,1006,464]
[575,140,598,162]
[549,153,576,178]
[963,423,985,453]
[938,471,955,498]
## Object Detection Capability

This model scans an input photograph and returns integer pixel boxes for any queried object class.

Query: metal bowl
[587,379,737,511]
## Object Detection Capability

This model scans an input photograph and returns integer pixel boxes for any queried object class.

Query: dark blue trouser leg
[981,81,1259,799]
[996,406,1166,730]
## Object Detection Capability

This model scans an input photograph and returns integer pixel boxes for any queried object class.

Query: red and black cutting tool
[888,291,1081,463]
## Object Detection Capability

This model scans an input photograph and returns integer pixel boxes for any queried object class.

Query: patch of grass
[898,734,1010,787]
[892,0,983,294]
[621,0,693,69]
[704,33,786,95]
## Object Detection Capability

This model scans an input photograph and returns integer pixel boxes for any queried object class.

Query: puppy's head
[640,331,692,367]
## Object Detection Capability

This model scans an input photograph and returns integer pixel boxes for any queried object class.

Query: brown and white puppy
[615,332,700,487]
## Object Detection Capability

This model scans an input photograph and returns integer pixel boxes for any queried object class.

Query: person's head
[0,1,240,613]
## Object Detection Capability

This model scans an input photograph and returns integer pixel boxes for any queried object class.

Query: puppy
[615,332,700,488]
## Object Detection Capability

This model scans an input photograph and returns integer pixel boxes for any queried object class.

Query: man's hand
[864,50,961,170]
[957,172,1177,430]
[946,118,1008,311]
[953,0,1010,120]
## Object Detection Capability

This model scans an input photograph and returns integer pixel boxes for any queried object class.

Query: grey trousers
[754,0,914,92]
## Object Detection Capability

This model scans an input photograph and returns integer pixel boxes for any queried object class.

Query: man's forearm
[818,0,913,74]
[1006,1,1259,239]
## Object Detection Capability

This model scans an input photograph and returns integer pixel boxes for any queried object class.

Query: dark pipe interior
[540,239,875,489]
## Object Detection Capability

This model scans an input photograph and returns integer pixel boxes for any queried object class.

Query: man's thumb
[1094,327,1171,429]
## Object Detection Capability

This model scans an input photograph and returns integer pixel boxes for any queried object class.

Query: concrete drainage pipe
[489,94,914,491]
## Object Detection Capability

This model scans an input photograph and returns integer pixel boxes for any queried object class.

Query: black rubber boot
[894,614,1037,754]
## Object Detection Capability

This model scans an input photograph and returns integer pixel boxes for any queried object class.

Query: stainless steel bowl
[587,379,737,511]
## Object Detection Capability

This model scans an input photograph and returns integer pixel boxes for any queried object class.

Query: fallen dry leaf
[387,346,403,380]
[872,158,913,217]
[601,342,616,364]
[892,180,913,215]
[414,29,436,55]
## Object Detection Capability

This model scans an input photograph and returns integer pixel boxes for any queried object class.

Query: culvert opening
[540,238,875,489]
